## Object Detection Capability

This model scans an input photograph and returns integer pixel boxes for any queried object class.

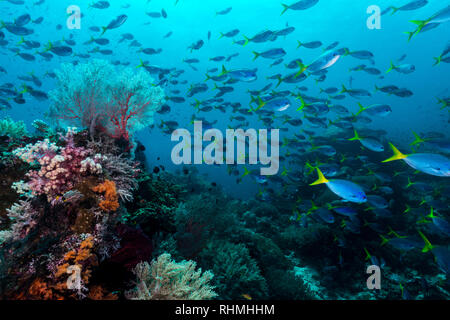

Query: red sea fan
[48,60,164,150]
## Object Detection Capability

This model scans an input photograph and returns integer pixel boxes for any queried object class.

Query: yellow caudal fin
[379,234,389,246]
[417,230,434,253]
[386,61,395,74]
[275,75,283,88]
[219,65,228,76]
[433,55,441,66]
[403,31,415,42]
[348,129,360,141]
[409,20,427,33]
[296,94,306,112]
[355,103,366,116]
[309,168,329,186]
[294,61,307,79]
[406,177,414,188]
[363,248,371,261]
[427,207,437,219]
[241,166,251,178]
[255,96,265,111]
[305,161,316,175]
[382,143,408,163]
[281,3,289,15]
[242,35,250,46]
[136,59,146,68]
[390,6,399,15]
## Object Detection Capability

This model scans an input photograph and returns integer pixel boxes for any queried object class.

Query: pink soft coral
[13,130,105,201]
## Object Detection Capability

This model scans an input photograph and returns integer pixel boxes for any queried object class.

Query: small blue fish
[383,143,450,177]
[310,168,367,203]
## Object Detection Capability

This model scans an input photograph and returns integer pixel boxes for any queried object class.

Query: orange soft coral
[92,179,120,212]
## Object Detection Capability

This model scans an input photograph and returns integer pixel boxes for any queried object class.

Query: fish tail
[296,40,302,49]
[403,31,415,42]
[275,75,283,88]
[193,99,201,110]
[252,51,260,61]
[243,35,250,46]
[382,142,407,163]
[204,73,210,82]
[281,3,289,15]
[219,65,228,76]
[309,168,329,186]
[363,248,371,261]
[409,19,426,29]
[295,94,306,111]
[432,56,441,66]
[348,128,360,141]
[406,177,414,188]
[305,161,316,175]
[386,61,395,74]
[19,84,28,94]
[409,19,428,35]
[100,26,108,36]
[294,61,307,79]
[390,6,399,16]
[242,166,251,178]
[403,204,410,214]
[136,59,145,68]
[355,102,366,116]
[379,235,389,246]
[410,131,424,146]
[417,230,434,253]
[43,41,52,52]
[255,96,265,111]
[427,207,436,219]
[340,84,347,94]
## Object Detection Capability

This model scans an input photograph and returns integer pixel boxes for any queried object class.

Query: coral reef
[199,240,268,300]
[126,253,217,300]
[0,117,28,140]
[92,180,120,212]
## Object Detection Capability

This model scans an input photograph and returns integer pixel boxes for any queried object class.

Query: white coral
[126,253,217,300]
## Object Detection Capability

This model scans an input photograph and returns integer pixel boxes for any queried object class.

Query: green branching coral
[0,117,28,140]
[200,240,268,299]
[126,253,217,300]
